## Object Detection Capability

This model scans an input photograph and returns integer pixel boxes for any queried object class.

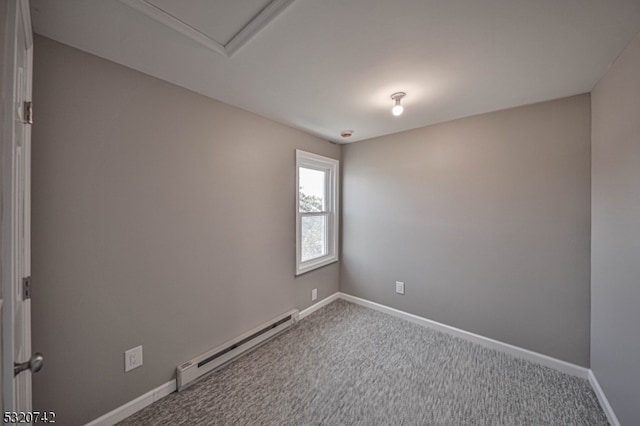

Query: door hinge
[24,101,33,125]
[22,276,31,300]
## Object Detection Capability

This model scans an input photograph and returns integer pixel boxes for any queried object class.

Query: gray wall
[341,95,592,366]
[591,32,640,426]
[31,36,340,425]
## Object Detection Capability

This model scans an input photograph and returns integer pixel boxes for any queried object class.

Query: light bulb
[390,92,406,116]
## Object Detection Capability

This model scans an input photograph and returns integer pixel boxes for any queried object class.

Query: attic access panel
[122,0,295,56]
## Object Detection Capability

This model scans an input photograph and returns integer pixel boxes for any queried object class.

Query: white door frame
[1,0,34,413]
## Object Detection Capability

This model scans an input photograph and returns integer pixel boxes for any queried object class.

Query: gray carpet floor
[118,299,608,425]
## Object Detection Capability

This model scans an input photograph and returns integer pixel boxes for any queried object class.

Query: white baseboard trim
[298,292,340,320]
[86,291,614,425]
[588,370,621,426]
[84,380,176,426]
[337,292,590,379]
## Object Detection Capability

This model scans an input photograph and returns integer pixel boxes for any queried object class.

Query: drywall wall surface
[31,36,339,425]
[341,95,591,366]
[591,31,640,426]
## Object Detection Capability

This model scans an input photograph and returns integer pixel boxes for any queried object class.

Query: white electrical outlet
[311,288,318,301]
[395,281,405,295]
[124,345,143,372]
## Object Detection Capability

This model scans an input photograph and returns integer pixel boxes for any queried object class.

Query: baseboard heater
[176,309,299,391]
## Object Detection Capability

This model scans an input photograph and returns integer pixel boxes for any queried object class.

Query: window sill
[295,256,338,276]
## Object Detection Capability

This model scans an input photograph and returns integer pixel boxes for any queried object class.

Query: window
[296,150,339,275]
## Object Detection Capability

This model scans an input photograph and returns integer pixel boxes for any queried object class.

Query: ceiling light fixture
[390,92,406,116]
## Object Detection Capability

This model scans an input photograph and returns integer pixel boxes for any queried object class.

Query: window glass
[301,215,327,261]
[298,167,326,213]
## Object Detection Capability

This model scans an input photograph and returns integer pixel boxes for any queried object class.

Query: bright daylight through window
[296,150,339,275]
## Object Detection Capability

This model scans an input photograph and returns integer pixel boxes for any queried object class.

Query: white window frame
[295,150,339,275]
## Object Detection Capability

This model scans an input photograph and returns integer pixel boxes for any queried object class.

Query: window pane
[301,215,327,262]
[299,167,326,213]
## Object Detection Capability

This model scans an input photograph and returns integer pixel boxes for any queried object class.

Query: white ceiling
[30,0,640,143]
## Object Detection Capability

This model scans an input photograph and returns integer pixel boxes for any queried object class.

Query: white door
[1,0,37,414]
